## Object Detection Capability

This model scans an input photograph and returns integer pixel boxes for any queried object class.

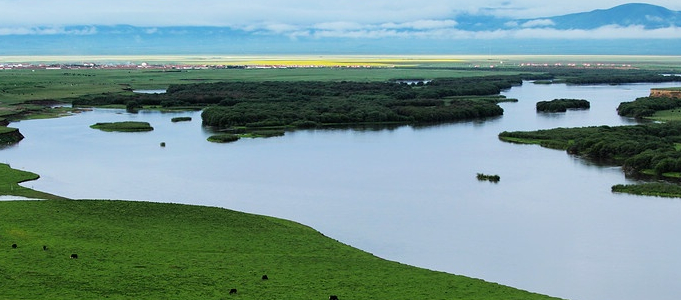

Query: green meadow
[0,165,559,300]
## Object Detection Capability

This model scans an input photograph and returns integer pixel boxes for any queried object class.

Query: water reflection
[3,81,681,300]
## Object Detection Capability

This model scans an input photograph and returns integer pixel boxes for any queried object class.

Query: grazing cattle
[70,254,78,259]
[229,288,237,294]
[11,244,17,249]
[329,295,339,300]
[261,275,268,280]
[43,245,48,251]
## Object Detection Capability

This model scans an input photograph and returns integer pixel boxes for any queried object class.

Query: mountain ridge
[529,3,681,29]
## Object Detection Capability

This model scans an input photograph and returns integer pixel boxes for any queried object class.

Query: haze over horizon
[2,1,681,55]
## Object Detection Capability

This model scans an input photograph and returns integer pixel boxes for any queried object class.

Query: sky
[2,1,681,54]
[2,1,680,27]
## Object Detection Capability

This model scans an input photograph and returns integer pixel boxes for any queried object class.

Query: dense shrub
[536,99,590,112]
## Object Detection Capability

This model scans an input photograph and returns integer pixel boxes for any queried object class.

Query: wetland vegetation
[90,121,154,132]
[612,182,681,198]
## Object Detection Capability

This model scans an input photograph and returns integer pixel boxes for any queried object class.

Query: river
[3,81,681,300]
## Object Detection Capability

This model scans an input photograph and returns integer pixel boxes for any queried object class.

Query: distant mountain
[518,3,681,30]
[449,3,681,31]
[2,3,681,55]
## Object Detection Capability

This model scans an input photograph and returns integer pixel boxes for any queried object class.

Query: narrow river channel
[3,81,681,300]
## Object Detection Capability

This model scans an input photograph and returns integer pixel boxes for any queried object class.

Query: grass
[0,198,561,300]
[0,67,518,106]
[649,109,681,121]
[90,121,154,132]
[0,163,65,199]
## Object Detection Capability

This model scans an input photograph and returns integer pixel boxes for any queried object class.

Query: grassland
[0,163,560,300]
[649,109,681,121]
[0,163,65,200]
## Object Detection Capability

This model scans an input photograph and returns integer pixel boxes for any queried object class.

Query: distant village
[0,60,635,71]
[0,61,380,70]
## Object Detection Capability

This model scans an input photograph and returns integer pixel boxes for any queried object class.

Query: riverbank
[0,127,24,144]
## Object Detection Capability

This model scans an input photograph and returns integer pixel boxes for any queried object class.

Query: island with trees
[536,99,590,112]
[90,121,154,132]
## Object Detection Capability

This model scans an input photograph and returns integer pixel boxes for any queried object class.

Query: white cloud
[314,22,365,31]
[0,26,97,35]
[381,20,458,30]
[509,25,681,39]
[521,19,555,28]
[504,21,520,27]
[268,23,681,40]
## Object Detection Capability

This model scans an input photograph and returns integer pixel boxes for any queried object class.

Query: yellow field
[2,54,681,69]
[0,55,466,67]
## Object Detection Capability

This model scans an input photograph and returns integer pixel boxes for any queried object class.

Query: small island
[536,99,590,112]
[171,116,192,122]
[207,133,240,143]
[90,121,154,132]
[476,173,500,183]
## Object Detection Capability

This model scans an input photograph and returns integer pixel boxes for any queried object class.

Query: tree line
[499,122,681,176]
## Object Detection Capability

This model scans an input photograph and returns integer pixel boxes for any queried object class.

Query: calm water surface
[4,81,681,300]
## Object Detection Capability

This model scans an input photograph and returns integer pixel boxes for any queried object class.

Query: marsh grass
[612,183,681,197]
[650,109,681,121]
